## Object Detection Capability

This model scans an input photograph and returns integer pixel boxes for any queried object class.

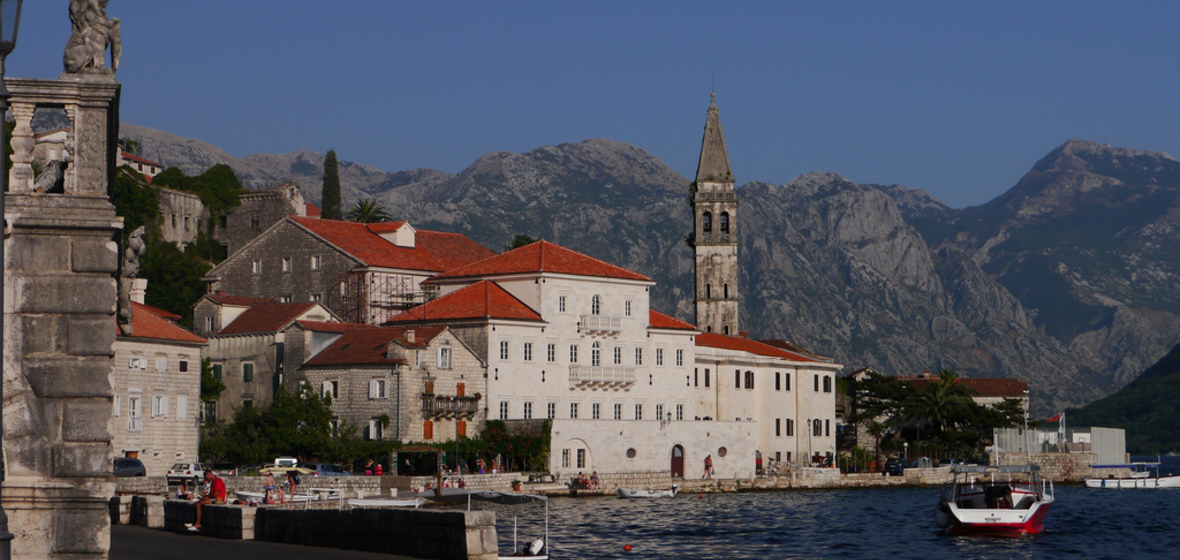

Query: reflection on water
[471,484,1180,560]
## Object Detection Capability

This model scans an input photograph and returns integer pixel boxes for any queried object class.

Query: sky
[10,1,1180,208]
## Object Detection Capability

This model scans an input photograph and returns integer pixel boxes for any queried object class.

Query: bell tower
[691,94,739,335]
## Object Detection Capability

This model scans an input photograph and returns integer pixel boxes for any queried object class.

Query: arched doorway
[670,445,685,478]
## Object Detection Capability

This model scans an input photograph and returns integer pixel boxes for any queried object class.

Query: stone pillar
[3,77,122,560]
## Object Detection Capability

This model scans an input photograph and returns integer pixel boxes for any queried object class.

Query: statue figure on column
[117,226,145,336]
[63,0,122,75]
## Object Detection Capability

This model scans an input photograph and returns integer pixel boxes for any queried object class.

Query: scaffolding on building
[331,270,435,325]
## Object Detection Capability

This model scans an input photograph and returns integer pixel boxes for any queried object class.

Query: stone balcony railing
[580,315,622,334]
[420,395,479,420]
[694,191,738,201]
[569,365,636,388]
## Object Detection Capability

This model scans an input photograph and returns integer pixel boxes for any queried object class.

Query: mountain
[1069,342,1180,453]
[114,124,1180,416]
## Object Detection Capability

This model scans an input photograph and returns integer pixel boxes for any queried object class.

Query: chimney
[405,330,416,344]
[131,278,148,305]
[921,369,931,379]
[738,330,749,338]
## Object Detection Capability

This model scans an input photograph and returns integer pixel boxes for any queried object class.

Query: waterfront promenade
[111,525,418,560]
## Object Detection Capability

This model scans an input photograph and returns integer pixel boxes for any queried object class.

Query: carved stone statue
[117,226,146,336]
[33,156,70,194]
[63,0,122,75]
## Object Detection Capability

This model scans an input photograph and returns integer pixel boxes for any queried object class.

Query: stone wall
[997,452,1121,482]
[158,188,208,248]
[216,182,306,257]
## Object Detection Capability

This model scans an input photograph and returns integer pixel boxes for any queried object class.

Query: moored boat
[1084,463,1180,489]
[617,485,677,498]
[934,464,1054,535]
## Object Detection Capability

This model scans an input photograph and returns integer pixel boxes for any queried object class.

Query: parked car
[303,462,354,476]
[911,457,934,469]
[939,458,966,467]
[166,462,206,485]
[883,457,906,476]
[113,457,146,477]
[209,462,238,477]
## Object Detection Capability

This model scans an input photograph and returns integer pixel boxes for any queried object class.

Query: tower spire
[690,94,739,336]
[695,94,732,184]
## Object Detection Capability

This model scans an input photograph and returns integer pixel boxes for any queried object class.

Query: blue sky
[11,1,1180,208]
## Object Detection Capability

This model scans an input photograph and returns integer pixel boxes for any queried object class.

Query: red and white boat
[934,464,1054,535]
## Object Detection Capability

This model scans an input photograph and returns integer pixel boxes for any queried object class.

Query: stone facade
[691,95,740,336]
[3,77,123,560]
[215,182,307,256]
[158,187,207,248]
[549,419,756,480]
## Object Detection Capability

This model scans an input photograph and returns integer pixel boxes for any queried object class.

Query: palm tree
[906,369,975,436]
[344,199,392,223]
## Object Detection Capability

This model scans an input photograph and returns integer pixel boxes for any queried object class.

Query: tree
[905,369,976,435]
[321,149,342,220]
[510,234,537,249]
[345,198,391,223]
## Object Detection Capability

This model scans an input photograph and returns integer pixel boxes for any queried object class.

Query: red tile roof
[431,240,651,282]
[121,152,163,168]
[304,203,321,217]
[304,326,447,366]
[294,320,377,333]
[758,339,833,362]
[695,332,817,362]
[288,217,495,272]
[901,376,1029,398]
[121,302,206,344]
[205,293,279,307]
[649,310,698,331]
[218,302,320,335]
[387,281,543,323]
[139,303,181,322]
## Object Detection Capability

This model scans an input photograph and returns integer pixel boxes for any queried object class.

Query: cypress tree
[321,149,342,220]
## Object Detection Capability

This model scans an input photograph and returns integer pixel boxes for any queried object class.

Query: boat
[617,484,677,498]
[233,490,319,504]
[347,497,426,508]
[1084,463,1180,489]
[934,464,1054,535]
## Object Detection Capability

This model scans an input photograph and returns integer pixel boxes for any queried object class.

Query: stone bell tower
[690,94,739,335]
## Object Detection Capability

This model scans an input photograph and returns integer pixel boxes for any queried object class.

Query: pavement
[110,525,419,560]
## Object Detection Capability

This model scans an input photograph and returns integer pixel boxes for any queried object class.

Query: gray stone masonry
[164,501,256,539]
[215,183,307,257]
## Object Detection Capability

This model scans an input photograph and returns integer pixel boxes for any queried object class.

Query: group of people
[569,471,600,490]
[182,470,226,532]
[262,470,302,504]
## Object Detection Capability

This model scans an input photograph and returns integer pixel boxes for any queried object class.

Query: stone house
[202,216,495,325]
[200,300,338,421]
[112,301,206,476]
[117,151,165,180]
[215,181,309,256]
[300,326,486,443]
[158,187,208,248]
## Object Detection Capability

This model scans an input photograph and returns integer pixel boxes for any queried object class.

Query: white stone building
[112,301,206,476]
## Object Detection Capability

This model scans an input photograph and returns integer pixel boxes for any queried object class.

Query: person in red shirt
[188,470,226,531]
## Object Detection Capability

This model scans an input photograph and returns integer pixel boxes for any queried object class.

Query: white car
[166,462,206,485]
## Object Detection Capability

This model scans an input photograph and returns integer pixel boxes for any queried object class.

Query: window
[613,403,622,420]
[243,363,254,382]
[656,348,664,366]
[786,419,794,436]
[127,397,141,432]
[171,214,177,228]
[745,370,754,390]
[179,360,188,372]
[826,419,831,437]
[705,368,711,387]
[547,343,556,363]
[523,402,533,419]
[438,347,452,369]
[113,395,121,417]
[570,403,579,419]
[177,396,187,420]
[823,375,833,393]
[547,403,556,419]
[675,404,684,421]
[310,293,322,302]
[212,363,222,381]
[251,259,261,274]
[499,341,509,360]
[785,372,791,391]
[205,316,214,332]
[635,404,643,420]
[591,342,601,367]
[694,368,699,387]
[458,421,467,437]
[155,358,167,371]
[735,370,741,389]
[655,404,664,420]
[702,211,712,232]
[635,348,643,366]
[369,379,387,399]
[676,349,684,366]
[776,418,781,436]
[562,449,571,468]
[280,295,293,303]
[558,295,566,313]
[724,284,729,299]
[282,257,291,272]
[322,381,338,399]
[499,401,509,420]
[569,345,579,363]
[151,395,168,418]
[613,347,622,365]
[706,284,711,299]
[576,449,586,469]
[523,342,533,362]
[625,300,632,316]
[591,295,601,315]
[592,403,601,419]
[129,357,147,370]
[720,212,730,233]
[814,374,820,392]
[775,372,781,391]
[310,255,322,270]
[813,419,822,437]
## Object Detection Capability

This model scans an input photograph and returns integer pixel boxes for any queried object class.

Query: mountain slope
[1069,342,1180,453]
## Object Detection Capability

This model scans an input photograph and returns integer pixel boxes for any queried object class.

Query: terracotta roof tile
[294,320,377,333]
[695,332,817,362]
[304,326,447,366]
[205,293,279,306]
[431,240,650,282]
[649,310,698,331]
[218,302,319,335]
[121,302,206,344]
[387,281,543,323]
[304,203,321,217]
[289,217,494,272]
[121,152,163,167]
[758,339,833,362]
[139,303,181,322]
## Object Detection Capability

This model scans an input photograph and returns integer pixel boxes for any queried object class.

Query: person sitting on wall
[187,470,226,532]
[590,471,600,489]
[175,480,193,500]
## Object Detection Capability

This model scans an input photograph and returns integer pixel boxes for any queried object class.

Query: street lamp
[0,3,25,558]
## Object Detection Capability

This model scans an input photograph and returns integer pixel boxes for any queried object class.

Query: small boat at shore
[617,485,677,498]
[347,497,425,508]
[1085,463,1180,489]
[233,490,318,504]
[934,465,1054,535]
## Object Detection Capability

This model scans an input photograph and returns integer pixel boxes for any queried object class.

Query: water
[482,482,1180,559]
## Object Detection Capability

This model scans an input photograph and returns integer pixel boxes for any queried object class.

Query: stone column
[3,78,122,560]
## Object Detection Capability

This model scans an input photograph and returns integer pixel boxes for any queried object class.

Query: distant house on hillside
[215,182,309,256]
[117,152,165,180]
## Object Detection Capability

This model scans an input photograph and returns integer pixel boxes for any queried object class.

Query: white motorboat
[347,497,426,508]
[934,465,1054,535]
[617,485,677,498]
[1085,463,1180,489]
[233,490,319,504]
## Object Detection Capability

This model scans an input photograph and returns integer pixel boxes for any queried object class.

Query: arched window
[720,212,730,233]
[723,325,730,335]
[705,284,711,299]
[706,325,712,333]
[702,211,712,233]
[591,294,601,315]
[591,341,601,367]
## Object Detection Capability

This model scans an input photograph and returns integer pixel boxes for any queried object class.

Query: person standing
[187,470,226,531]
[703,455,713,479]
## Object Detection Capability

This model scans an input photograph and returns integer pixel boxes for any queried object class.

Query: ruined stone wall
[216,183,306,256]
[158,188,207,248]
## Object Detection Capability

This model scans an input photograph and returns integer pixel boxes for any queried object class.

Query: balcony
[568,365,636,389]
[580,315,622,334]
[421,394,480,420]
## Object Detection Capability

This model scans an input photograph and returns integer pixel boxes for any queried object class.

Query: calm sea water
[483,457,1180,560]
